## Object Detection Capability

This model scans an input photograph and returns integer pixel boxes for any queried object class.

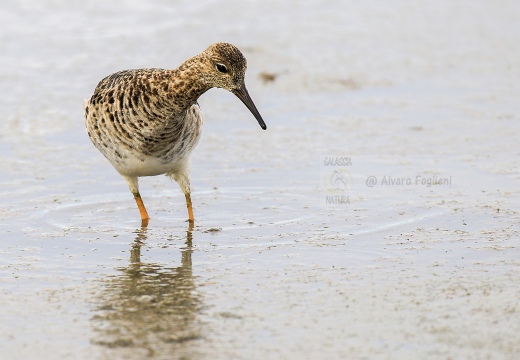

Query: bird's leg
[133,191,150,225]
[179,178,194,223]
[185,191,194,223]
[123,175,150,225]
[167,170,194,223]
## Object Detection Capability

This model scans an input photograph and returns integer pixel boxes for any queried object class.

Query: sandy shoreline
[1,1,519,359]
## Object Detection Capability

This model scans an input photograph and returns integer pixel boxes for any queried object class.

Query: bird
[84,42,266,225]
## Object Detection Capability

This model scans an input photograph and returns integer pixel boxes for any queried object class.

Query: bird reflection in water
[91,223,203,358]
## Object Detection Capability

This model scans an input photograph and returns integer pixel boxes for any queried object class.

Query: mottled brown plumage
[84,43,266,225]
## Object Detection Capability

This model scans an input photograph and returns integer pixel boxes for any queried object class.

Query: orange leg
[133,191,150,225]
[185,192,194,223]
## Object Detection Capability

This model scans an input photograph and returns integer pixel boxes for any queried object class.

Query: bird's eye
[216,63,228,73]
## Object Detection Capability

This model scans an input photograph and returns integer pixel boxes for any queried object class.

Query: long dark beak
[232,84,267,130]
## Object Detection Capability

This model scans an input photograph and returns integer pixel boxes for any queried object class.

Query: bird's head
[201,43,266,130]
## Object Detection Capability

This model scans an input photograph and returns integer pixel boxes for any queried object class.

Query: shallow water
[1,1,520,359]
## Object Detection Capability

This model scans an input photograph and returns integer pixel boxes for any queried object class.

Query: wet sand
[1,1,519,359]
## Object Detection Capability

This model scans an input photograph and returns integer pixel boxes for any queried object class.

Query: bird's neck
[157,54,211,118]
